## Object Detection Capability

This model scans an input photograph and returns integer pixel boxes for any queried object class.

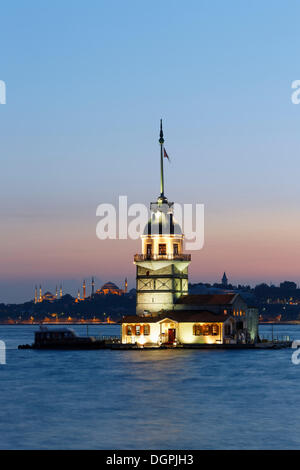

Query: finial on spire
[159,119,164,144]
[159,119,165,198]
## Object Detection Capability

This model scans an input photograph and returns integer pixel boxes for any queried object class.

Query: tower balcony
[134,253,191,262]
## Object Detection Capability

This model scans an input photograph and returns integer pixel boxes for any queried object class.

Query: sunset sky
[1,1,300,302]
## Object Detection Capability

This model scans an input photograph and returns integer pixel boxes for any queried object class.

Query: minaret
[83,280,86,300]
[91,277,95,296]
[77,289,81,301]
[39,285,42,302]
[34,285,37,304]
[60,284,63,298]
[134,121,191,316]
[55,285,58,299]
[124,277,128,294]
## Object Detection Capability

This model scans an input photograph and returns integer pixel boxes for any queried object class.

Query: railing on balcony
[134,253,191,262]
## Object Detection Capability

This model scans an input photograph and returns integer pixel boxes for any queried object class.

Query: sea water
[0,324,299,450]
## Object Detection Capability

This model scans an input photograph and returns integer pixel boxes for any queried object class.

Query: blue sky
[1,1,300,302]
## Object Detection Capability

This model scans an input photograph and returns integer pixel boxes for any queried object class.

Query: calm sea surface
[0,324,300,449]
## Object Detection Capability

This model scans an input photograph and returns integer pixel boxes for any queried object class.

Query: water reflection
[0,325,299,449]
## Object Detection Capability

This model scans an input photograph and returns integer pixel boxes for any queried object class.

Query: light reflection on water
[0,324,300,449]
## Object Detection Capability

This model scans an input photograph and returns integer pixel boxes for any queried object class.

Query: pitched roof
[122,310,228,324]
[122,315,160,324]
[163,310,228,323]
[176,293,237,305]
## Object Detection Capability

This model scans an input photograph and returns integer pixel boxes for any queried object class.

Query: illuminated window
[127,325,133,336]
[193,324,202,336]
[136,325,141,336]
[144,324,150,335]
[193,324,219,336]
[212,325,219,336]
[159,244,167,255]
[203,325,211,336]
[146,244,152,257]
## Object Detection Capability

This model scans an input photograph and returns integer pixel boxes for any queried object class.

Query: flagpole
[159,119,164,198]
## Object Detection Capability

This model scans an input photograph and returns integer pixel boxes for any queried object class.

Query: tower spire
[159,119,165,198]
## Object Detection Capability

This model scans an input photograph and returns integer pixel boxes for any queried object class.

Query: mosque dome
[101,281,120,291]
[143,211,182,236]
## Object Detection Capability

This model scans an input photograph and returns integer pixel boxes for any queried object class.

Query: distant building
[96,281,122,296]
[39,291,56,303]
[280,281,297,290]
[34,284,63,303]
[222,272,228,287]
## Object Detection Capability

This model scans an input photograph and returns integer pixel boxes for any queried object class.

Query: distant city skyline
[3,272,300,305]
[2,1,300,302]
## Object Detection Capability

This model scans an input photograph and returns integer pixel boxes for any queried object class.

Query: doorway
[168,328,176,343]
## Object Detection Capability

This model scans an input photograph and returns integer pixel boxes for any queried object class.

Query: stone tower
[134,121,191,316]
[222,272,228,287]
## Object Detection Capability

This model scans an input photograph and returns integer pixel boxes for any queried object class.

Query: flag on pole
[164,148,171,162]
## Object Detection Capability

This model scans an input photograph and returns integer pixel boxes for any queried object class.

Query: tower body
[91,277,95,296]
[134,121,191,316]
[83,280,86,300]
[135,200,190,316]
